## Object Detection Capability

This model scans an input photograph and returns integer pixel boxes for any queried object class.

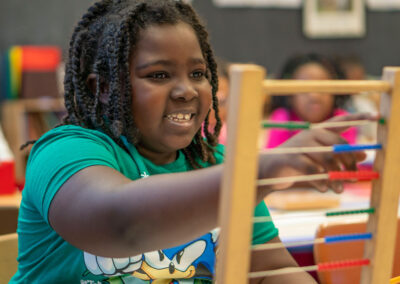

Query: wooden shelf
[0,97,65,182]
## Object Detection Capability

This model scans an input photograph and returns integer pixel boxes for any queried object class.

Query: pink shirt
[264,108,357,149]
[216,123,228,145]
[204,123,228,145]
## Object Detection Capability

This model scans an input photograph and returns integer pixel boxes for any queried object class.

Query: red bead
[318,259,370,271]
[328,171,379,181]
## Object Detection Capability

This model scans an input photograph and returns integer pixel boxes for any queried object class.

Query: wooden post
[216,64,265,284]
[361,67,400,284]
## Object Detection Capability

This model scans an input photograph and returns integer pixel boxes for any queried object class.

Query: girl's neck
[136,145,178,165]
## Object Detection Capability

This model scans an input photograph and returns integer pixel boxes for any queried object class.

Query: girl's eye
[191,70,205,80]
[148,72,169,80]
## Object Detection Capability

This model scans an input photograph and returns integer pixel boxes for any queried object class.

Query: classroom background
[1,0,400,283]
[1,0,400,76]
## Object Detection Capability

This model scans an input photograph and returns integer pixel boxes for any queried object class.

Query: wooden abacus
[216,64,400,284]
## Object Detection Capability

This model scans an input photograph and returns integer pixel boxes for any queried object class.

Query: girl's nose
[171,80,198,101]
[307,92,324,100]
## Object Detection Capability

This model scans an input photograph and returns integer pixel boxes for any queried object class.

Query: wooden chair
[314,219,400,284]
[0,233,18,282]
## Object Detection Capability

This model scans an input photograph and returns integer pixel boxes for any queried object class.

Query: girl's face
[290,63,335,123]
[130,22,212,164]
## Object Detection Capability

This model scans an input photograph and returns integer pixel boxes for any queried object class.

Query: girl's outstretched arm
[49,163,224,257]
[49,113,375,258]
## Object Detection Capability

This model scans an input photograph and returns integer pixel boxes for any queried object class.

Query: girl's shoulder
[33,125,118,151]
[269,107,292,122]
[29,125,121,163]
[38,125,110,141]
[333,108,350,116]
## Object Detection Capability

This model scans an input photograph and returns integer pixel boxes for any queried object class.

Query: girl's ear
[86,73,110,105]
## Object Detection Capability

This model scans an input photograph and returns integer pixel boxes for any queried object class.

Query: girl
[11,1,370,283]
[264,53,357,149]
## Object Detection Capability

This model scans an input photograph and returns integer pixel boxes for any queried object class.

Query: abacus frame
[216,64,400,284]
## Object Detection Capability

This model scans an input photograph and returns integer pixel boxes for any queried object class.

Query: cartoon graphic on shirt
[83,230,219,283]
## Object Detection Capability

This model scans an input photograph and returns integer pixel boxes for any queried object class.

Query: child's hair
[215,57,230,81]
[61,0,222,168]
[268,53,350,114]
[332,54,365,80]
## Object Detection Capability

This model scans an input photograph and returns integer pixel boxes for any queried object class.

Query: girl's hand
[258,113,377,194]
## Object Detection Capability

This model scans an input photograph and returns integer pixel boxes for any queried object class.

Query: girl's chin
[303,112,329,123]
[166,138,194,151]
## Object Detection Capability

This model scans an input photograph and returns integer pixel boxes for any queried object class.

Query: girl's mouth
[165,113,194,122]
[308,102,323,110]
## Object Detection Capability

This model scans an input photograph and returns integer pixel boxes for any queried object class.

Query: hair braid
[182,148,201,169]
[104,5,145,144]
[118,7,146,144]
[203,48,221,146]
[63,0,112,125]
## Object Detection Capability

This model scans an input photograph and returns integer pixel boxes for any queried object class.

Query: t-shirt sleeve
[252,201,279,245]
[25,129,120,224]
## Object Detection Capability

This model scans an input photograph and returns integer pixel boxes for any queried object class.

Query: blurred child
[264,53,357,149]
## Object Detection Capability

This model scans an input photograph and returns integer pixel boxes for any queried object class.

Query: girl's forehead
[130,22,205,66]
[294,63,331,79]
[135,22,200,52]
[140,21,195,37]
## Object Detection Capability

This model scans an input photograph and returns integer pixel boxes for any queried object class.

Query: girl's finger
[335,152,357,171]
[311,129,363,171]
[323,112,378,134]
[286,154,331,193]
[304,151,344,193]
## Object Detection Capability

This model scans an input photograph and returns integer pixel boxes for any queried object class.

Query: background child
[333,54,379,144]
[11,1,370,283]
[263,53,357,149]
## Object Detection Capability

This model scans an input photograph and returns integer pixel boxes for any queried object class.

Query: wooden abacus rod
[262,118,385,130]
[263,144,382,155]
[249,259,370,279]
[252,233,372,251]
[253,208,375,223]
[257,171,379,187]
[262,80,391,95]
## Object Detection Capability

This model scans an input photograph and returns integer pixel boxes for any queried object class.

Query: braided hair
[61,0,222,168]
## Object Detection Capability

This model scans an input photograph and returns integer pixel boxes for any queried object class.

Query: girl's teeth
[167,113,191,121]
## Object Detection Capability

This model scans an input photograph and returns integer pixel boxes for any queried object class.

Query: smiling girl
[264,53,356,149]
[11,2,370,283]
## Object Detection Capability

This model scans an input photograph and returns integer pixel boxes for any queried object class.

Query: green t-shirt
[10,125,278,284]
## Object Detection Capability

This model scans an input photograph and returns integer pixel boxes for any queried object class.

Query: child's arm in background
[48,113,374,258]
[250,236,317,284]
